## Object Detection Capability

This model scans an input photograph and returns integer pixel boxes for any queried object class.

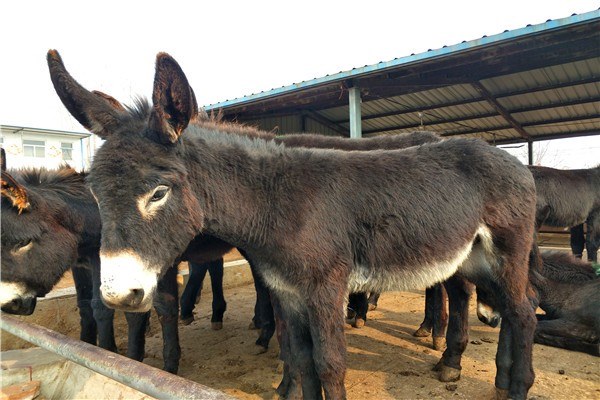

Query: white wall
[1,131,93,172]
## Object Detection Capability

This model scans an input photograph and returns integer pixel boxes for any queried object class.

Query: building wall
[1,130,95,171]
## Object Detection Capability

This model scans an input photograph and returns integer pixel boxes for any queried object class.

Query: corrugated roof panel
[484,58,599,95]
[527,117,599,136]
[499,82,600,110]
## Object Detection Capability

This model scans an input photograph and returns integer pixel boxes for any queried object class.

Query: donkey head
[48,50,203,312]
[1,165,83,315]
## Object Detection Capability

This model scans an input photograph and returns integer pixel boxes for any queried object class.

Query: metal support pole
[348,86,362,138]
[0,315,234,400]
[527,140,533,165]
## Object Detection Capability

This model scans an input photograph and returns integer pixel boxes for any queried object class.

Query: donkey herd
[1,50,599,400]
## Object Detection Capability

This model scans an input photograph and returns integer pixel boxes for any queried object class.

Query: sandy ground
[135,285,599,400]
[3,243,598,399]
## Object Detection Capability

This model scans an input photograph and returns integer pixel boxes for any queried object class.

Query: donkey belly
[348,238,474,294]
[348,225,494,293]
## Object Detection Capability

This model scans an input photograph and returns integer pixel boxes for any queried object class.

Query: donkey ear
[148,53,195,144]
[47,50,125,139]
[1,171,30,214]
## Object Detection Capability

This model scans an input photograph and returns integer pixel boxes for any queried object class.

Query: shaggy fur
[531,165,600,261]
[48,50,538,399]
[0,166,181,373]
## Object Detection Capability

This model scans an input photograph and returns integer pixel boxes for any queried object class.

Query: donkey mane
[123,98,277,141]
[15,166,88,200]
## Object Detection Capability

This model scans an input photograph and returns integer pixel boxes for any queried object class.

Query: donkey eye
[150,186,170,202]
[13,239,33,254]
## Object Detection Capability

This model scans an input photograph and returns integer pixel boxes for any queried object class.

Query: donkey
[478,251,599,356]
[182,118,450,357]
[531,165,600,262]
[0,161,183,373]
[48,50,538,399]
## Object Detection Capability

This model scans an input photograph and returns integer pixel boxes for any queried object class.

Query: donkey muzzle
[1,295,37,315]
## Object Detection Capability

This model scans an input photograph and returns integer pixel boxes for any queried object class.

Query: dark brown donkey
[48,50,538,400]
[478,251,599,356]
[530,165,600,262]
[0,161,180,373]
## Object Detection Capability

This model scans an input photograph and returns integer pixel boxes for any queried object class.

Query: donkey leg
[585,215,599,263]
[435,276,471,382]
[307,289,347,400]
[570,224,585,258]
[286,304,321,400]
[124,311,151,361]
[249,259,276,351]
[535,319,600,356]
[354,292,369,328]
[414,286,434,337]
[431,283,448,350]
[501,290,536,399]
[367,292,380,311]
[494,319,513,400]
[90,255,117,352]
[154,266,181,374]
[348,292,368,328]
[208,259,227,330]
[272,294,293,396]
[72,265,97,345]
[180,261,208,325]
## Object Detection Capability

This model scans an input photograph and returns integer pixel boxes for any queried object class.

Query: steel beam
[348,86,362,138]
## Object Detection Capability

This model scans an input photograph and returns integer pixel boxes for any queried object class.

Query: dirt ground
[134,284,599,400]
[3,244,598,399]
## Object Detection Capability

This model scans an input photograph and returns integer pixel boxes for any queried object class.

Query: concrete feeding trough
[1,347,154,399]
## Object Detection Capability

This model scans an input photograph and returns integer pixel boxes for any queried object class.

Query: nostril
[130,288,145,304]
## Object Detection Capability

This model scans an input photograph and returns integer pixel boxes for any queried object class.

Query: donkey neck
[26,170,101,255]
[185,129,314,252]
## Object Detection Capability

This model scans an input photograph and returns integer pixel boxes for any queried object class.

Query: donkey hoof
[494,387,509,400]
[163,365,178,374]
[344,322,354,330]
[432,359,444,372]
[413,326,432,337]
[353,318,366,328]
[439,365,461,382]
[180,316,194,326]
[368,303,377,311]
[432,336,446,351]
[254,344,268,355]
[211,322,223,330]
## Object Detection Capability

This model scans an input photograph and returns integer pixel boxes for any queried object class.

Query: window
[23,140,45,158]
[61,142,73,161]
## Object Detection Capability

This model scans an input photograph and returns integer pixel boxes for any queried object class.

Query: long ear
[1,171,30,214]
[148,53,195,144]
[47,50,125,139]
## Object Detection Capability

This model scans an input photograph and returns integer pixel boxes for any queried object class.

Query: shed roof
[1,125,91,139]
[205,10,600,145]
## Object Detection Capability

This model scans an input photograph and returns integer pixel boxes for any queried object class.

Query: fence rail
[0,314,235,400]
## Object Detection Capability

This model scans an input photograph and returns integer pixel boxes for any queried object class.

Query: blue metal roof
[205,9,600,111]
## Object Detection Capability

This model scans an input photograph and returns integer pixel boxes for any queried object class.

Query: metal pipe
[1,314,234,400]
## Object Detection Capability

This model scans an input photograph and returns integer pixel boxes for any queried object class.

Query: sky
[1,0,598,167]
